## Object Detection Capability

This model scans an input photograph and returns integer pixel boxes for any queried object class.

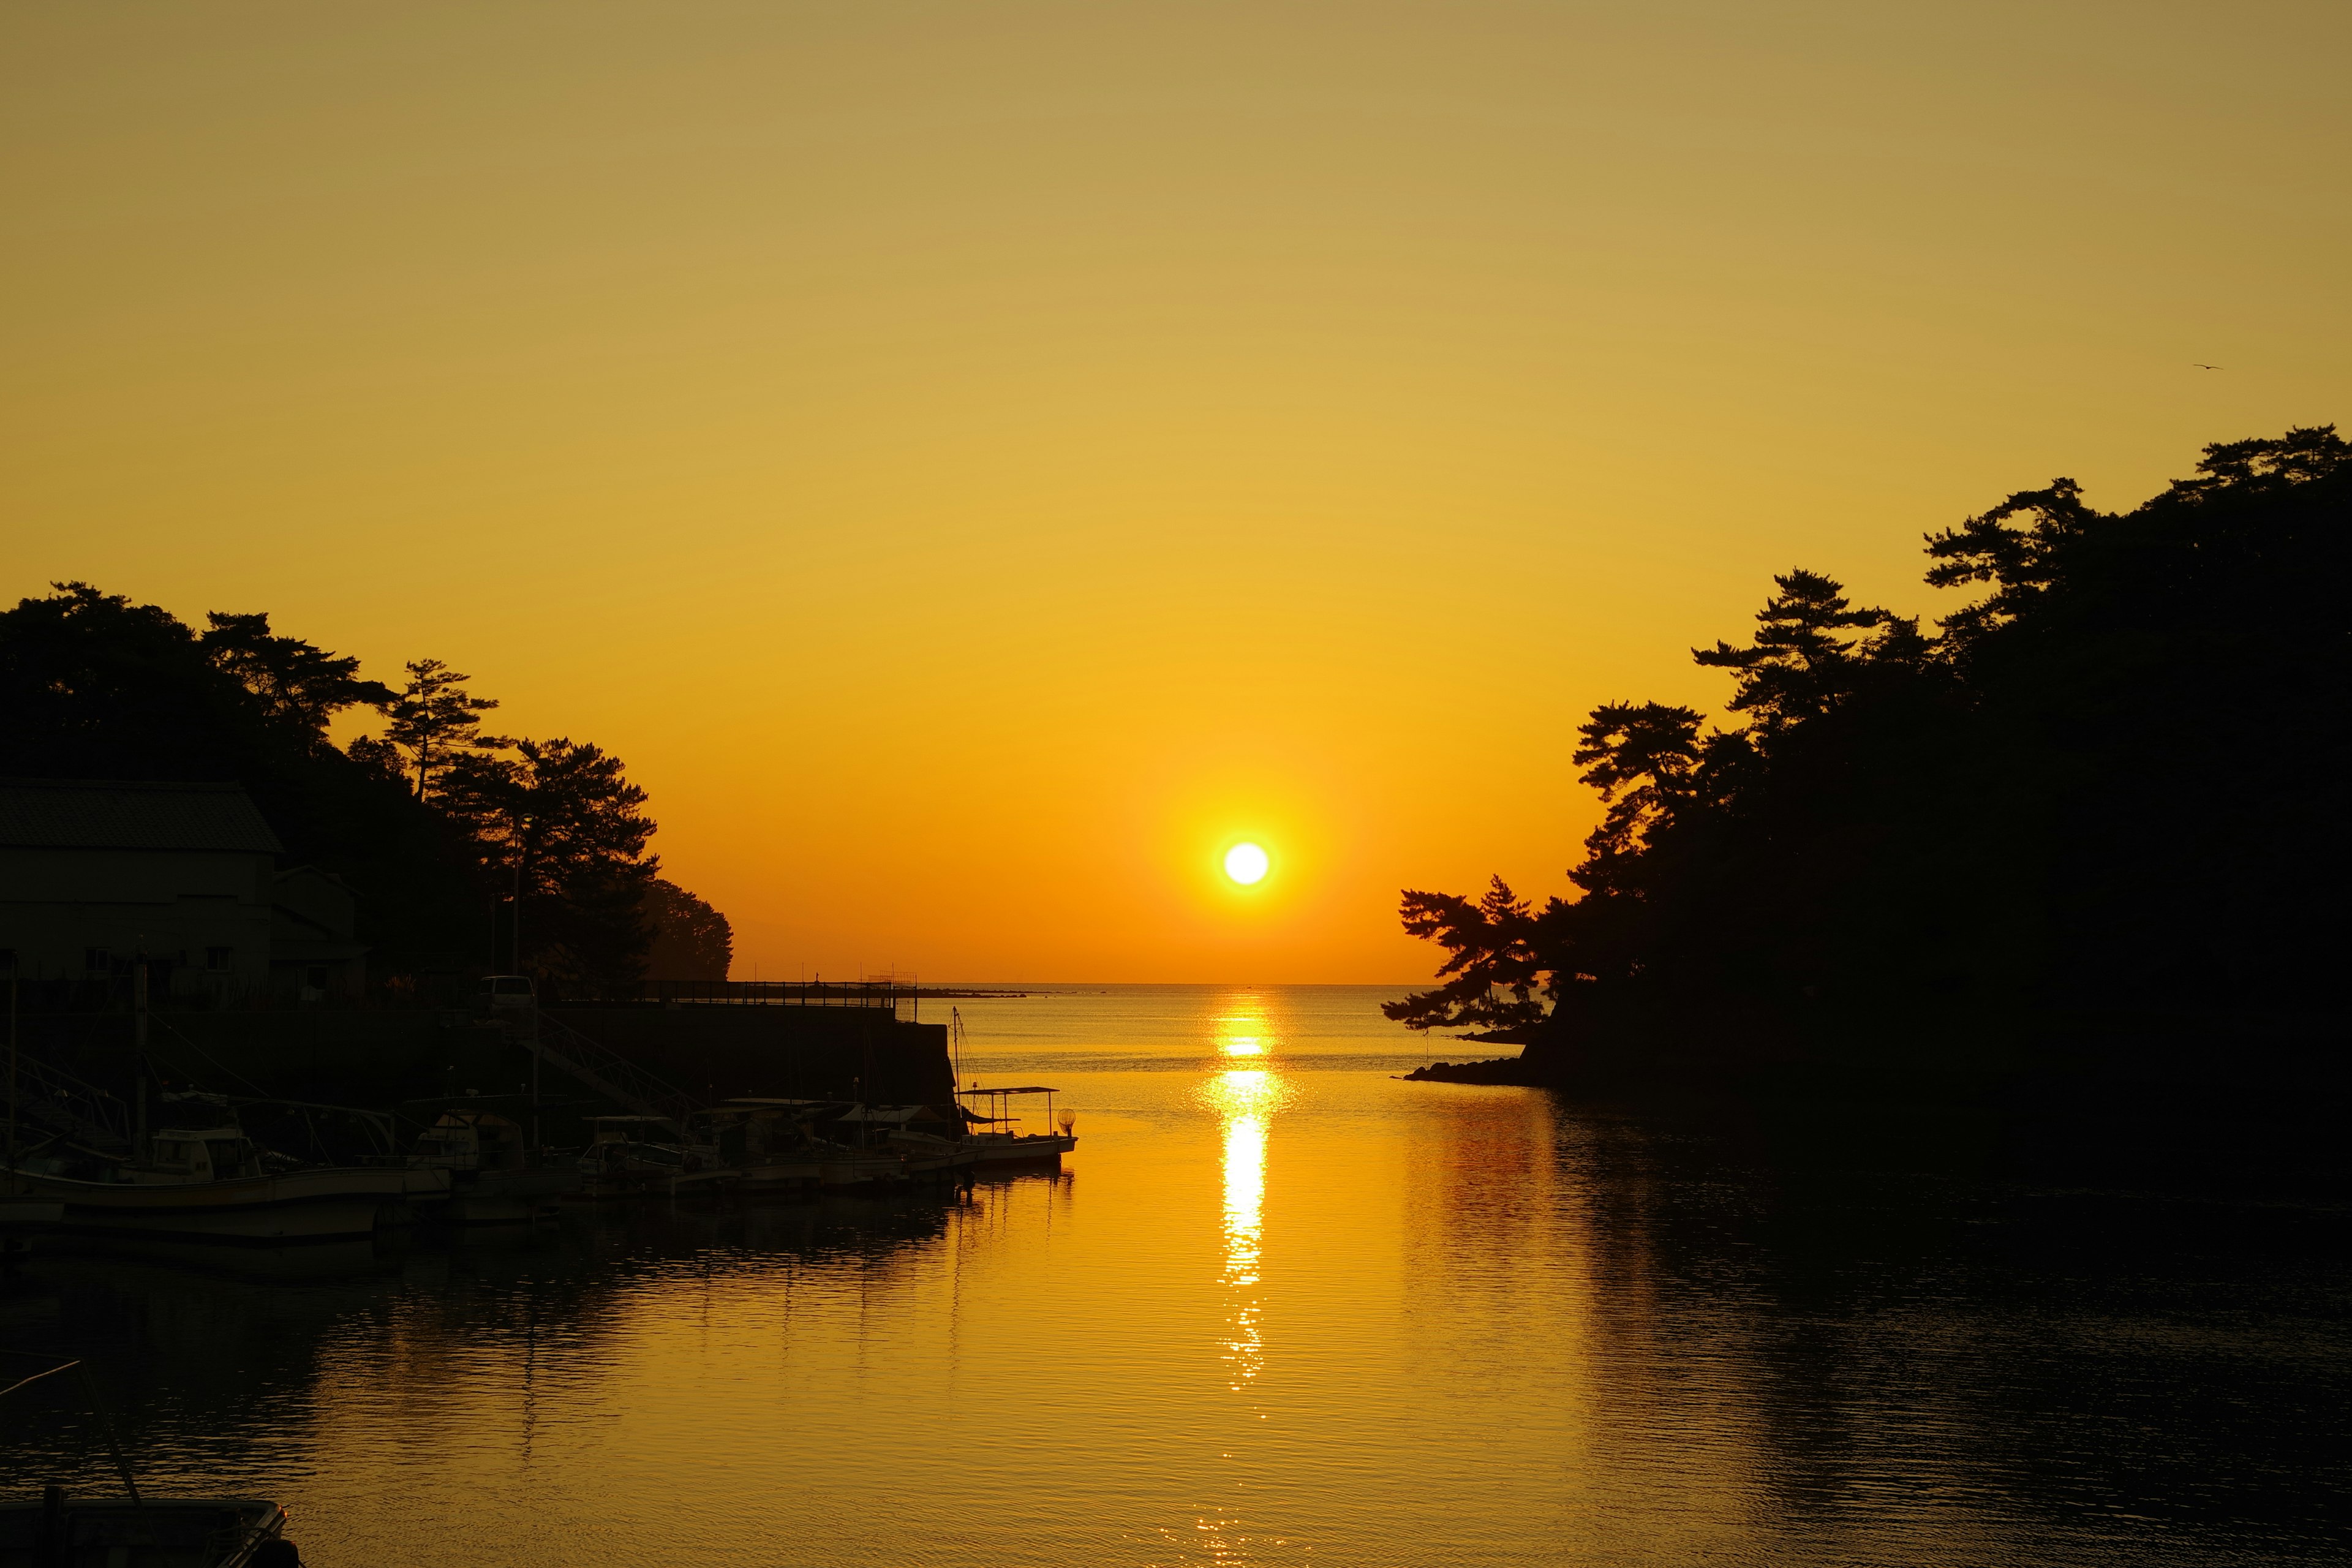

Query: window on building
[206,947,233,973]
[306,965,330,990]
[85,947,110,973]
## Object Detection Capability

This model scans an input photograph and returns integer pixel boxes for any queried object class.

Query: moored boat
[571,1115,710,1200]
[0,1489,295,1567]
[2,1354,304,1566]
[7,1112,445,1245]
[4,1161,443,1245]
[406,1110,578,1223]
[956,1085,1078,1169]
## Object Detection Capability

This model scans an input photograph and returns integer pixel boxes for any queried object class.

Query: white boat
[964,1129,1079,1167]
[956,1085,1079,1168]
[571,1115,712,1200]
[7,1121,445,1244]
[810,1144,908,1190]
[698,1100,911,1194]
[406,1110,578,1223]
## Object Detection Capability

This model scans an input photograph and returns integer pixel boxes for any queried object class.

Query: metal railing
[541,979,911,1012]
[521,1011,701,1134]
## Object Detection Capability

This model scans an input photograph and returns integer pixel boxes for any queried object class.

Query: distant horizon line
[727,977,1430,990]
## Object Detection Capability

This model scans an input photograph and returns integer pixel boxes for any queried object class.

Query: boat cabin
[578,1115,690,1173]
[142,1129,260,1183]
[409,1111,522,1172]
[714,1098,843,1158]
[957,1085,1066,1137]
[835,1104,946,1147]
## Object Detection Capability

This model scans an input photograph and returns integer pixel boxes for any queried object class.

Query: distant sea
[918,981,1456,1076]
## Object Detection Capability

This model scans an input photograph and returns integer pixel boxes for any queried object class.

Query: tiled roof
[0,778,285,854]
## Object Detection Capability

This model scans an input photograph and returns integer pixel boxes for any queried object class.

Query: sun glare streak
[1216,996,1277,1059]
[1204,1055,1289,1398]
[1221,1107,1267,1391]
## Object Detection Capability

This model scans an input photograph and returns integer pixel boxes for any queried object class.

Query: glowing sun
[1224,842,1270,885]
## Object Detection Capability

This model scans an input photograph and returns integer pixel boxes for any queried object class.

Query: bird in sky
[2193,363,2223,369]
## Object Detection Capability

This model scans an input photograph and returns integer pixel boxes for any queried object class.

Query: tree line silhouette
[0,586,731,992]
[1390,428,2348,1083]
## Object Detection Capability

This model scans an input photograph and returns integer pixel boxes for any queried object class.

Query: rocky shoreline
[1402,1055,1547,1086]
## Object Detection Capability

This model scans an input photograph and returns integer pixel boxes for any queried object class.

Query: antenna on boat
[0,1354,144,1509]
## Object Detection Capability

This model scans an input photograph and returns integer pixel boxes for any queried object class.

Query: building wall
[0,844,276,998]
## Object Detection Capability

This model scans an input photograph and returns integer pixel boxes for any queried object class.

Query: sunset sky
[6,2,2345,982]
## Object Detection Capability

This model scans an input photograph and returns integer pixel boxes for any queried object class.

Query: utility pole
[6,954,18,1191]
[529,992,541,1160]
[132,947,148,1161]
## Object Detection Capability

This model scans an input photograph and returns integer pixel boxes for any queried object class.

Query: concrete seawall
[17,1003,956,1126]
[542,1005,954,1108]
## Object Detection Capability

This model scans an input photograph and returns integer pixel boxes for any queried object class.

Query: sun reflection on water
[1207,1066,1286,1396]
[1215,995,1276,1058]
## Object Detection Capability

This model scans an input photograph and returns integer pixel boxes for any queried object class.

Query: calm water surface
[2,986,2346,1565]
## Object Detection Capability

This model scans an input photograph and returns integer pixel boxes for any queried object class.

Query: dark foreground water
[2,986,2346,1565]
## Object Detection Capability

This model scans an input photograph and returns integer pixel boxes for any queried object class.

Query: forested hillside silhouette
[1393,428,2349,1087]
[0,586,730,992]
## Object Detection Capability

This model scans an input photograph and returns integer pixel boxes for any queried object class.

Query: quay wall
[542,1005,954,1109]
[15,1004,955,1125]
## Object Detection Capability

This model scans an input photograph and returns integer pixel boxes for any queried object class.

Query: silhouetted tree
[379,658,504,801]
[200,611,390,742]
[0,584,689,987]
[443,737,659,990]
[1393,427,2352,1071]
[643,878,733,981]
[0,584,481,975]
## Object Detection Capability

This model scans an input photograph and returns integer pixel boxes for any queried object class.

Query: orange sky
[6,2,2346,981]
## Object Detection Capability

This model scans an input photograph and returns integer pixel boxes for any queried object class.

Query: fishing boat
[956,1085,1078,1169]
[881,1130,981,1180]
[571,1115,712,1200]
[686,1102,824,1196]
[6,1108,445,1245]
[1,1354,302,1566]
[405,1111,578,1224]
[0,1489,295,1567]
[799,1142,901,1190]
[856,1106,979,1182]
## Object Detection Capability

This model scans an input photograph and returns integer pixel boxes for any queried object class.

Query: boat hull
[428,1166,580,1224]
[968,1134,1077,1169]
[816,1154,906,1190]
[5,1166,447,1244]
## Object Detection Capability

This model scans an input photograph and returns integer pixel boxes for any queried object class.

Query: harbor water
[1,986,2345,1565]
